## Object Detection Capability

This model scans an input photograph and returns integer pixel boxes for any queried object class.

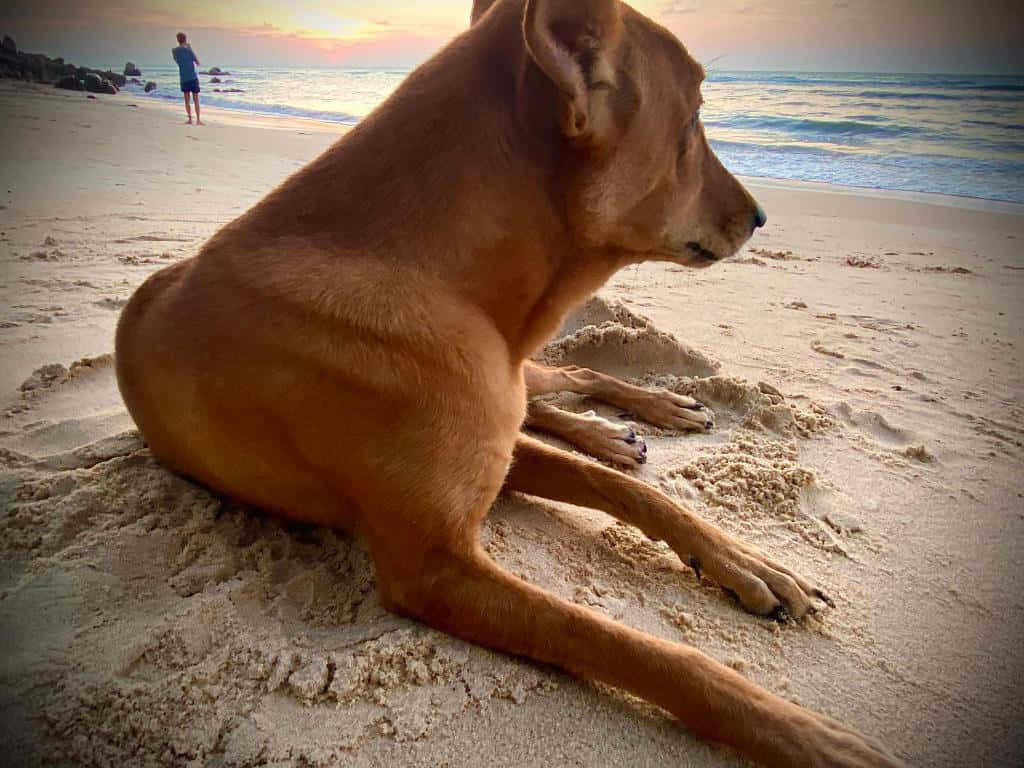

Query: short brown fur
[116,1,900,765]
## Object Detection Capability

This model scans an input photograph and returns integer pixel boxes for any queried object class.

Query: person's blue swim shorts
[181,79,200,94]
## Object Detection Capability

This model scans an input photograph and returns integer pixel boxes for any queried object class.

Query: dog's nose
[753,204,767,230]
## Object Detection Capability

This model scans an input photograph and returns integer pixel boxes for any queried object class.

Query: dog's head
[476,0,765,267]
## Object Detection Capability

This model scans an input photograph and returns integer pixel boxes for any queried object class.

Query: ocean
[126,66,1024,205]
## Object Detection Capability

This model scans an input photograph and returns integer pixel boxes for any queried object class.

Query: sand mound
[539,297,721,379]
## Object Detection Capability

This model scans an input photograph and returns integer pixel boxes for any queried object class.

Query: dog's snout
[753,204,767,231]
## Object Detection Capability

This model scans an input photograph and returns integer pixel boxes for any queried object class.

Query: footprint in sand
[834,401,915,446]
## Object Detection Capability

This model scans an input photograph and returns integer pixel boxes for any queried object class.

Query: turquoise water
[126,67,1024,204]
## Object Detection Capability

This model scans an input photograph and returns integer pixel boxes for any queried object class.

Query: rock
[84,72,117,95]
[0,41,126,87]
[144,81,157,92]
[100,69,126,87]
[123,61,141,76]
[129,77,141,85]
[55,74,83,91]
[16,52,65,83]
[208,66,223,75]
[209,76,221,83]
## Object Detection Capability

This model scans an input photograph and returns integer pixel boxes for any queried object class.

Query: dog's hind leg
[524,361,713,431]
[504,435,832,620]
[369,509,898,768]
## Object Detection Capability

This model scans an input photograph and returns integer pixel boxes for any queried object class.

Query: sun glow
[2,0,1021,72]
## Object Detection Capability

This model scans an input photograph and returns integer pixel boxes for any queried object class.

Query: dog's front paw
[685,532,832,619]
[573,410,648,467]
[622,390,714,432]
[794,709,906,768]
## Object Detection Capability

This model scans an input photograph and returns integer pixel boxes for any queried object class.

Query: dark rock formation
[84,72,117,95]
[124,62,141,76]
[0,35,127,92]
[144,81,157,93]
[55,74,84,91]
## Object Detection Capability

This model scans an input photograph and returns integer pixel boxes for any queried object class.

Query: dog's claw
[689,556,702,582]
[770,604,791,623]
[815,589,836,609]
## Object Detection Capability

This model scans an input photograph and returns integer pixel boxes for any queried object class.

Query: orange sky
[3,0,1023,73]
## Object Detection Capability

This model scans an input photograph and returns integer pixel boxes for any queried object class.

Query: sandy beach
[1,79,1022,767]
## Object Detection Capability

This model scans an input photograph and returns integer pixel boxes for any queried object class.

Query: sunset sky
[3,0,1023,74]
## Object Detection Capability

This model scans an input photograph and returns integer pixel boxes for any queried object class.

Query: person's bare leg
[183,93,192,124]
[193,92,202,125]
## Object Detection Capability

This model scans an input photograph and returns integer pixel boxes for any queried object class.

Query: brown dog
[115,1,901,765]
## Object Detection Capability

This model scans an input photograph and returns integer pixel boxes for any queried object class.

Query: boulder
[129,77,141,85]
[144,81,157,93]
[55,74,83,91]
[84,72,117,95]
[123,61,141,76]
[18,52,67,83]
[100,70,126,87]
[0,39,128,89]
[210,76,221,83]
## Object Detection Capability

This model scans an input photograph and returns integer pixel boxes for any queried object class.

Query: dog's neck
[245,0,628,363]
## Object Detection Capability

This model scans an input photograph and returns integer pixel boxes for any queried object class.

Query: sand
[1,80,1023,767]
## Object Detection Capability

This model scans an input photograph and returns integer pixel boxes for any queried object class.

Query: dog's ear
[523,0,623,138]
[471,0,499,24]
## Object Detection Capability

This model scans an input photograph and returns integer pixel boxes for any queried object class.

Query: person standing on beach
[172,32,202,125]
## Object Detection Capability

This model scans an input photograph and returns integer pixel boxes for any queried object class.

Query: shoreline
[4,79,1021,213]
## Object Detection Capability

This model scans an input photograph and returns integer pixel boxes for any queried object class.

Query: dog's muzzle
[686,241,718,262]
